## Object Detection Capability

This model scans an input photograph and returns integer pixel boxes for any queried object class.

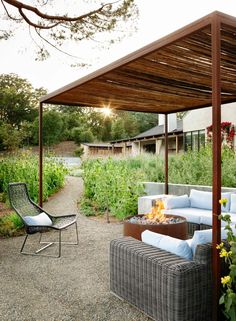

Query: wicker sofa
[110,236,213,321]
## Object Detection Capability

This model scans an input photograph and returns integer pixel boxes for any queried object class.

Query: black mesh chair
[8,182,79,258]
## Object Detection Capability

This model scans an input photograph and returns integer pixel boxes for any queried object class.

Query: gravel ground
[0,176,150,321]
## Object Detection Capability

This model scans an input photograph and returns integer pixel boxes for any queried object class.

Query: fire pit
[123,200,187,241]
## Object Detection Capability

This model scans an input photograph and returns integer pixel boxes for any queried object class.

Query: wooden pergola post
[212,15,222,321]
[39,102,43,207]
[164,114,168,195]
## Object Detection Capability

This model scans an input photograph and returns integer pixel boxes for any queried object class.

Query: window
[184,130,205,151]
[184,132,192,151]
[199,130,205,149]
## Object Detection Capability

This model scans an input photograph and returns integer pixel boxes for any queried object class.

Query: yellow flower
[219,198,228,208]
[220,249,228,257]
[221,276,231,285]
[216,242,224,249]
[219,248,232,258]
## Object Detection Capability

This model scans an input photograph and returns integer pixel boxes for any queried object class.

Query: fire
[145,200,166,223]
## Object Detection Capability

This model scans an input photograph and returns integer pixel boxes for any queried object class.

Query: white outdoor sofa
[138,189,236,236]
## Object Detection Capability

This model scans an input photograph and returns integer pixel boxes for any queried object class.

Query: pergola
[40,11,236,320]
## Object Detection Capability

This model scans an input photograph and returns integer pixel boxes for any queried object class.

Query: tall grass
[82,157,145,219]
[0,151,68,202]
[81,147,236,219]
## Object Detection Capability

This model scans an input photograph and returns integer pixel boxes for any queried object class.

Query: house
[110,102,236,156]
[183,102,236,151]
[81,142,124,157]
[110,114,183,156]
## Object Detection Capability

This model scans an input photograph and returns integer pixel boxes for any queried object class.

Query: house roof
[82,143,114,148]
[81,142,125,148]
[110,119,183,143]
[40,11,236,114]
[134,119,183,139]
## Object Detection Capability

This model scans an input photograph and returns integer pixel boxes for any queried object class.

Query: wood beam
[211,15,222,321]
[164,114,168,194]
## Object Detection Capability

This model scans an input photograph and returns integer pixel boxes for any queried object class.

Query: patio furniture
[110,236,213,321]
[8,182,78,258]
[138,190,236,237]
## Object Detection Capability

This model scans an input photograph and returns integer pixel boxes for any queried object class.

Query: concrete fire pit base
[123,214,187,241]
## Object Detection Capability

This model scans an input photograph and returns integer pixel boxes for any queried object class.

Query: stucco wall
[183,102,236,132]
[143,182,236,196]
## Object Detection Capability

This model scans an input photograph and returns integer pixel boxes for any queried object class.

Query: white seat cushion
[199,213,227,227]
[162,207,210,224]
[24,212,52,226]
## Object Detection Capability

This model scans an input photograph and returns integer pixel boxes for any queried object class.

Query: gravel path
[0,176,150,321]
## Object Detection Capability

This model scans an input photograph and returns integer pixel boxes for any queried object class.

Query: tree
[0,73,46,128]
[131,112,159,133]
[72,127,94,144]
[1,0,138,61]
[0,122,23,150]
[32,110,64,146]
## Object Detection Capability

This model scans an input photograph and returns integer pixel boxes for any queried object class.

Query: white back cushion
[190,227,231,254]
[190,189,231,212]
[164,194,190,210]
[230,194,236,213]
[141,230,192,260]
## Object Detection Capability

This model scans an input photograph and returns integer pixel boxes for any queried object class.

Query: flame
[145,200,166,223]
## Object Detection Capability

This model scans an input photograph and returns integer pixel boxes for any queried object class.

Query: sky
[1,0,236,92]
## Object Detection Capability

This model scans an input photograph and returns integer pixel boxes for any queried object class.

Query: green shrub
[0,212,24,237]
[168,145,236,187]
[81,157,145,219]
[0,150,67,202]
[74,146,84,157]
[81,147,236,219]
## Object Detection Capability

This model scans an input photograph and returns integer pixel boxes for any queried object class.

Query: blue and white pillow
[189,189,231,212]
[230,194,236,213]
[141,230,192,260]
[189,189,212,210]
[164,194,190,210]
[190,228,229,254]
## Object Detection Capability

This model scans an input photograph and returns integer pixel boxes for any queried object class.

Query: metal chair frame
[8,182,79,258]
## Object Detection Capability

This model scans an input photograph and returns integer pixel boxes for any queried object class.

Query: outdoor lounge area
[34,12,236,321]
[3,0,236,320]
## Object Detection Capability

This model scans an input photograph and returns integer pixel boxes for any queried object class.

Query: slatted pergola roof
[41,11,236,114]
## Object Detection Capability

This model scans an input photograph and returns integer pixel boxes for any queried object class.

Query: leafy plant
[81,157,145,219]
[0,150,67,202]
[218,212,236,321]
[0,212,24,237]
[74,146,84,157]
[81,145,236,220]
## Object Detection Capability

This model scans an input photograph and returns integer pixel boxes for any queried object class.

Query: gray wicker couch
[110,237,213,321]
